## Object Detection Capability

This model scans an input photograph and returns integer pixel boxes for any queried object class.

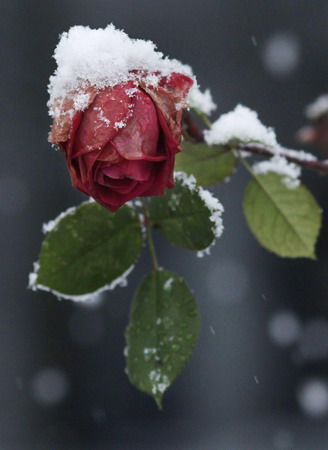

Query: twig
[182,110,328,175]
[182,111,204,142]
[238,144,328,174]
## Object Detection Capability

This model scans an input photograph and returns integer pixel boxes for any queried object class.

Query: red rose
[49,73,193,211]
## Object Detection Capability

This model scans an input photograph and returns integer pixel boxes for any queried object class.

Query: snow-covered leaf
[31,202,143,298]
[149,172,224,251]
[176,142,237,186]
[125,270,200,408]
[243,173,321,259]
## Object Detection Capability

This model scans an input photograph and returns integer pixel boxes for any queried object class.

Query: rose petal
[142,73,193,142]
[49,85,98,144]
[97,142,123,164]
[58,72,193,212]
[96,175,139,194]
[101,159,153,182]
[113,88,163,161]
[72,81,137,156]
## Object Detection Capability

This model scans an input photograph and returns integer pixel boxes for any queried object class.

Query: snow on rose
[47,25,194,211]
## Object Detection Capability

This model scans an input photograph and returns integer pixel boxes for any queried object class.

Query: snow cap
[48,25,212,118]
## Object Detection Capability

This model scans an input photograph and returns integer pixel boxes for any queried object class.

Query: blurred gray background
[2,0,328,449]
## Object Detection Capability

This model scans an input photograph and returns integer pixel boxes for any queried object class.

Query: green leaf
[175,142,237,186]
[125,269,200,408]
[149,173,223,251]
[32,202,143,298]
[243,173,321,259]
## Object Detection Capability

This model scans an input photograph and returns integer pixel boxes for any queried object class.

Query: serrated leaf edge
[28,261,135,302]
[29,200,141,301]
[42,198,95,234]
[245,173,321,259]
[125,269,201,408]
[174,171,224,256]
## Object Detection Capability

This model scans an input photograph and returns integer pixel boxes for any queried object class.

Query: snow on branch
[184,104,325,187]
[204,105,277,148]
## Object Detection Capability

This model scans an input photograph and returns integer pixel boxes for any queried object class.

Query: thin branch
[182,111,204,142]
[182,110,328,175]
[239,143,328,175]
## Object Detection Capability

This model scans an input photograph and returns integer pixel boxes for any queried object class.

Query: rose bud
[297,116,328,154]
[297,94,328,154]
[49,73,193,212]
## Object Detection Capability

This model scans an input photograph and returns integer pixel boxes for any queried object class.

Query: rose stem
[140,198,159,271]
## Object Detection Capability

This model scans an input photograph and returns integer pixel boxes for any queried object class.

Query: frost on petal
[49,85,98,143]
[142,73,193,143]
[158,59,215,116]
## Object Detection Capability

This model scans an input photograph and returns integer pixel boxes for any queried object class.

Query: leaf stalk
[140,198,159,271]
